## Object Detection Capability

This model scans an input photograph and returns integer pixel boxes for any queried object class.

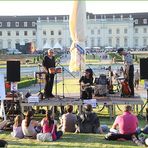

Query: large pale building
[0,12,148,50]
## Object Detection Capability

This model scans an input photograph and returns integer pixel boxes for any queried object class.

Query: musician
[117,48,134,96]
[42,49,55,98]
[79,69,93,100]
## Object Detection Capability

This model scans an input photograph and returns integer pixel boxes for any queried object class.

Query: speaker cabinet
[140,58,148,79]
[7,61,20,82]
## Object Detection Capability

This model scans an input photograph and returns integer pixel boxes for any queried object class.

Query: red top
[41,118,57,141]
[113,112,138,134]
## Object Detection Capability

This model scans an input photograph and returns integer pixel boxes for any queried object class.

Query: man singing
[42,49,55,98]
[117,48,134,97]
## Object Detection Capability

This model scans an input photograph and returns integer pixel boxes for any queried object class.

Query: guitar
[81,83,92,91]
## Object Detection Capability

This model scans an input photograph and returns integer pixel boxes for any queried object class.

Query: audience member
[76,104,103,134]
[11,115,24,139]
[41,110,63,141]
[59,105,77,132]
[22,111,40,138]
[105,105,138,140]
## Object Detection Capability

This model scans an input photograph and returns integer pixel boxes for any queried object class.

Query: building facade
[0,12,148,50]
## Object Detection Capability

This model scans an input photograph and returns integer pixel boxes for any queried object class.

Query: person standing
[117,48,134,96]
[134,69,140,89]
[42,49,55,98]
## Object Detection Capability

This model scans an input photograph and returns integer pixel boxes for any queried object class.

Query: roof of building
[0,12,147,28]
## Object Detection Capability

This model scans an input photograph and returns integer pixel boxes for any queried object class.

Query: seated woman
[41,110,63,141]
[59,105,77,133]
[76,104,103,133]
[79,69,94,100]
[22,111,40,138]
[11,115,24,139]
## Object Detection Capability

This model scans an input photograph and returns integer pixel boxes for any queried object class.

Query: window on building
[58,30,62,35]
[32,22,36,27]
[51,31,54,35]
[15,22,19,27]
[33,31,36,36]
[7,31,11,36]
[97,38,100,46]
[43,38,47,45]
[51,39,54,47]
[7,40,11,48]
[134,38,139,47]
[91,38,94,47]
[24,22,27,27]
[85,40,88,47]
[7,22,11,27]
[143,28,147,33]
[0,31,2,36]
[135,28,138,33]
[58,38,62,45]
[91,29,94,35]
[124,37,128,47]
[135,19,138,24]
[116,38,120,47]
[108,29,112,34]
[24,31,28,36]
[98,29,100,34]
[0,22,2,27]
[0,40,3,49]
[143,19,147,24]
[15,39,20,44]
[69,38,72,46]
[124,28,128,34]
[108,38,112,46]
[43,30,46,35]
[143,38,147,47]
[16,31,19,36]
[116,28,120,34]
[24,39,28,44]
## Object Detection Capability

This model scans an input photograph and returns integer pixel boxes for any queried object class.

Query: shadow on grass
[6,133,137,148]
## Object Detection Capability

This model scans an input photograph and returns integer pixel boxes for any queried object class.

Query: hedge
[18,78,36,89]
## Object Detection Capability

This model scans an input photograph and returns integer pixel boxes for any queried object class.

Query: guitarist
[79,69,94,100]
[117,48,134,97]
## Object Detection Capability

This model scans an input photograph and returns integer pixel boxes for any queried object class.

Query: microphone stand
[56,61,75,99]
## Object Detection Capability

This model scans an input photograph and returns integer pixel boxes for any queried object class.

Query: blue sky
[0,1,147,15]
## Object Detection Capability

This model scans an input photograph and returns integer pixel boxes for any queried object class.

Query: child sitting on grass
[11,115,24,139]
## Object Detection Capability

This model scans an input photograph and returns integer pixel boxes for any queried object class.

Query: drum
[56,67,62,73]
[49,68,56,74]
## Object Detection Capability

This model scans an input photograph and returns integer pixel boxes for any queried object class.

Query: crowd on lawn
[0,104,147,147]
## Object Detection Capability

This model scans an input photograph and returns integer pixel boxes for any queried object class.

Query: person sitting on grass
[76,104,103,134]
[59,105,77,133]
[11,115,24,139]
[22,111,40,139]
[41,110,63,141]
[105,105,138,141]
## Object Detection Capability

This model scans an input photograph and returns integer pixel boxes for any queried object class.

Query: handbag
[37,124,55,142]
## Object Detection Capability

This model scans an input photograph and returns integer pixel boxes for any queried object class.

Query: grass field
[0,117,146,148]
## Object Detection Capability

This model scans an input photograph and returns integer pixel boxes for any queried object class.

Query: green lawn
[0,117,146,148]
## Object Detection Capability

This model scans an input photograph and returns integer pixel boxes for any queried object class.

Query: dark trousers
[56,131,63,140]
[105,132,136,140]
[81,88,92,100]
[128,65,134,96]
[44,73,54,97]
